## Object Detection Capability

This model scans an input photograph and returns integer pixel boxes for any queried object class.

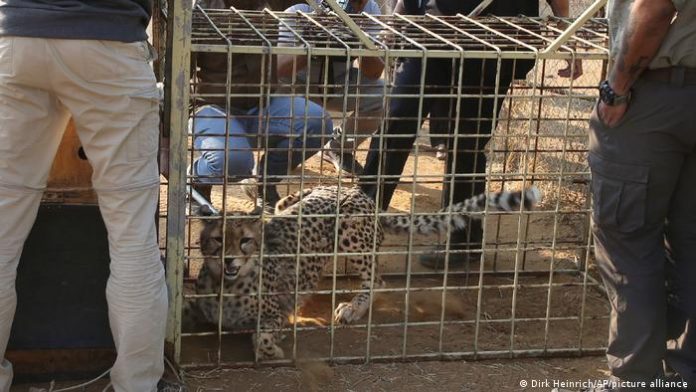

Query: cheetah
[184,185,540,359]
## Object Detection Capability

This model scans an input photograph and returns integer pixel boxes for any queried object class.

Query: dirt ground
[183,356,611,392]
[12,356,609,392]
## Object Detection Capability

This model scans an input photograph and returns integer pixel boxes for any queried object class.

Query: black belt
[642,67,696,86]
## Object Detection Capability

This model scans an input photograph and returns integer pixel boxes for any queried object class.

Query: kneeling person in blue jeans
[191,0,331,208]
[190,98,330,207]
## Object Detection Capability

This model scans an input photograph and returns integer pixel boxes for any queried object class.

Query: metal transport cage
[157,0,610,370]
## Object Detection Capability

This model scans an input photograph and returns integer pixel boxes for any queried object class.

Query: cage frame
[159,0,611,369]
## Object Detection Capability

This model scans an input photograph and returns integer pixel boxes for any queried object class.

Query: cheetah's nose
[224,263,240,278]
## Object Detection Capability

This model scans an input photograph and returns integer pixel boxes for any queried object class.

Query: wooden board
[6,349,115,382]
[7,204,114,380]
[43,120,97,204]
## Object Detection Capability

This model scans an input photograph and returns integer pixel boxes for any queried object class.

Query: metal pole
[164,0,192,364]
[320,0,378,50]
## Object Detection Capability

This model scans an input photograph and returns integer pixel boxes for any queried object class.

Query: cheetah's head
[199,208,262,282]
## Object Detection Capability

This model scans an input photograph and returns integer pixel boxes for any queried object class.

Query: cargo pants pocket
[0,37,13,76]
[126,87,160,162]
[589,153,650,233]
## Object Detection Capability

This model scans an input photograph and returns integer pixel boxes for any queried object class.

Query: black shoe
[192,183,212,202]
[323,149,364,176]
[434,143,447,161]
[186,162,213,215]
[157,379,188,392]
[419,245,481,270]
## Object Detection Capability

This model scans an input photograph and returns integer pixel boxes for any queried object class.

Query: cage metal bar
[390,12,432,360]
[543,0,608,56]
[181,242,593,260]
[362,22,392,366]
[279,7,322,363]
[196,4,235,367]
[395,12,491,360]
[433,36,465,361]
[293,7,357,362]
[578,196,599,353]
[320,0,378,50]
[468,23,506,360]
[189,12,608,60]
[183,279,603,301]
[420,11,510,359]
[293,7,356,361]
[508,45,542,356]
[272,7,327,363]
[179,347,608,370]
[522,16,607,53]
[190,42,607,60]
[164,0,192,364]
[229,6,278,365]
[180,313,608,340]
[540,53,581,353]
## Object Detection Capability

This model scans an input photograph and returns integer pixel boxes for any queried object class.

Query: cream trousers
[0,37,167,392]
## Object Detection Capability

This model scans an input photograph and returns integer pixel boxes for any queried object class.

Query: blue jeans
[283,65,385,150]
[191,97,330,185]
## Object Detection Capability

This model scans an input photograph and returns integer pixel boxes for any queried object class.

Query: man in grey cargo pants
[554,0,696,391]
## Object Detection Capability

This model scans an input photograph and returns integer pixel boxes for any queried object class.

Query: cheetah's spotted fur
[183,185,540,359]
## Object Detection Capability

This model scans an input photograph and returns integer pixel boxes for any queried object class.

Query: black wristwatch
[599,80,631,106]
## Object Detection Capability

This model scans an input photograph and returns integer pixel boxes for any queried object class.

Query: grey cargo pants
[589,74,696,389]
[0,37,166,392]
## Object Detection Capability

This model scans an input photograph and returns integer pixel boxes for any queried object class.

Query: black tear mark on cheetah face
[199,212,262,282]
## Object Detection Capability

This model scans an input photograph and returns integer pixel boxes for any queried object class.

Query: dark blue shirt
[403,0,539,17]
[0,0,152,42]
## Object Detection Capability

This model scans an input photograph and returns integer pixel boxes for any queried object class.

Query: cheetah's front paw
[334,302,366,324]
[253,332,285,359]
[260,344,285,360]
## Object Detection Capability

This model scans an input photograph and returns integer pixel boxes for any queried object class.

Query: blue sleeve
[365,0,381,15]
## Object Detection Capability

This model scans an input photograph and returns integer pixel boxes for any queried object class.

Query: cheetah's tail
[380,187,542,235]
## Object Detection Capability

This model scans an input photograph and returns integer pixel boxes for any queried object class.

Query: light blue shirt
[284,0,381,16]
[279,0,382,45]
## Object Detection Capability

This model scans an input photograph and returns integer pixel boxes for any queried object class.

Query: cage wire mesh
[159,4,612,369]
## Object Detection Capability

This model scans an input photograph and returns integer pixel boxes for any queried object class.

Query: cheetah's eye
[212,236,223,243]
[240,237,254,247]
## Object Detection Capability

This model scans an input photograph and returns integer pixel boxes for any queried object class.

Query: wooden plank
[6,349,114,382]
[44,120,97,204]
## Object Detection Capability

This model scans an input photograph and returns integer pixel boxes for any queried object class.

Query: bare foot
[558,59,583,80]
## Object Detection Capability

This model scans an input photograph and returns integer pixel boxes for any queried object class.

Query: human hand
[596,101,628,128]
